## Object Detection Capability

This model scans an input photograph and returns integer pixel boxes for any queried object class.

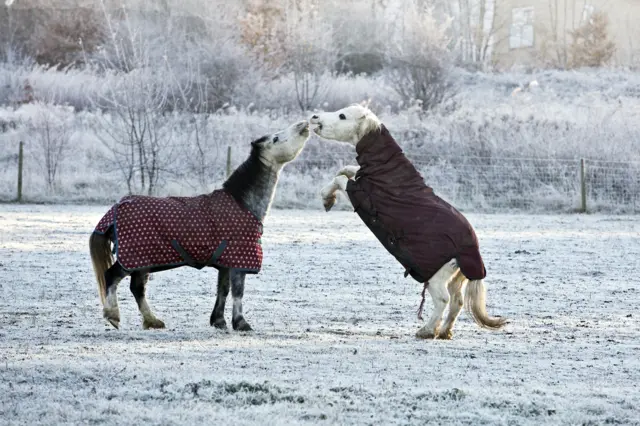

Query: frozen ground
[1,205,639,425]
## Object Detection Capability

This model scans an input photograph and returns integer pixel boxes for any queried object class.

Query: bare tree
[239,0,333,111]
[90,2,176,196]
[239,0,289,72]
[286,1,333,111]
[384,1,454,111]
[444,0,508,69]
[27,103,73,192]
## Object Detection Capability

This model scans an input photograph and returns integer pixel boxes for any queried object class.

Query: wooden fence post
[17,141,23,203]
[226,146,232,178]
[580,158,587,213]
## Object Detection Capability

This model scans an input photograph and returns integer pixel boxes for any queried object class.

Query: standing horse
[310,105,506,340]
[89,120,311,331]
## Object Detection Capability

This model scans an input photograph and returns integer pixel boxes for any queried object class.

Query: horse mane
[354,104,382,141]
[222,136,270,206]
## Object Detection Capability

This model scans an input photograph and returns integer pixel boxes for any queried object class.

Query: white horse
[310,105,506,339]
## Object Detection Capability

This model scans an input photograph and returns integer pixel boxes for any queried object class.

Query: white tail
[464,279,507,329]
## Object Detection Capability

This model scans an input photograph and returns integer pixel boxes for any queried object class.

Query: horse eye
[339,114,346,120]
[273,136,279,143]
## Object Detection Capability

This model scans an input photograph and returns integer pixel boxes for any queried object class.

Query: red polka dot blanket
[93,190,263,273]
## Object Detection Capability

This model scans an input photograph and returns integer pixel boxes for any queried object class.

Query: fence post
[226,146,232,178]
[580,158,587,213]
[17,141,23,203]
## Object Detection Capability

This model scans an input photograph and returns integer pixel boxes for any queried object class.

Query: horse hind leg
[438,271,467,340]
[416,260,458,340]
[210,268,230,330]
[103,262,128,329]
[230,271,252,332]
[130,271,165,330]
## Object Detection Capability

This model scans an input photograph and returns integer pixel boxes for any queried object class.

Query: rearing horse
[89,120,310,331]
[310,105,506,340]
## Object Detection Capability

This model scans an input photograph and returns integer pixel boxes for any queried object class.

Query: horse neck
[223,151,282,222]
[241,165,281,222]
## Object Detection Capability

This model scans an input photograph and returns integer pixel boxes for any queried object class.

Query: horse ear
[251,136,268,148]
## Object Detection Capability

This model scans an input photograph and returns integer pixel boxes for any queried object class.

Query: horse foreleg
[438,271,467,340]
[336,165,360,179]
[130,271,165,330]
[320,175,349,212]
[103,262,128,329]
[230,271,252,331]
[416,260,459,340]
[210,268,230,330]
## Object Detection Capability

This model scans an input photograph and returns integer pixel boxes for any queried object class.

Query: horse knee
[334,175,349,191]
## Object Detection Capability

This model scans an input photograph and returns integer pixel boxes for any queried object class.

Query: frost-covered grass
[1,206,639,425]
[1,64,640,212]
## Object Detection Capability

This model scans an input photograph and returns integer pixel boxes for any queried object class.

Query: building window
[510,7,534,49]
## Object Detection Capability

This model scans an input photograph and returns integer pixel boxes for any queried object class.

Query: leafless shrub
[26,103,73,193]
[384,2,454,111]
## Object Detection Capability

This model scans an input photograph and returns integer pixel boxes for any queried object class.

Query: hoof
[322,196,336,212]
[438,330,453,340]
[212,319,228,330]
[143,317,166,330]
[415,328,436,340]
[107,318,120,329]
[103,308,120,329]
[232,317,253,332]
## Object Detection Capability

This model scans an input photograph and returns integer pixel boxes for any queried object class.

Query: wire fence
[2,143,640,213]
[421,157,640,213]
[286,154,640,214]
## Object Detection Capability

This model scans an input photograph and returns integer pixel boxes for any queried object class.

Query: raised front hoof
[438,330,454,340]
[143,317,166,330]
[103,308,120,329]
[232,317,253,332]
[415,328,437,340]
[322,196,336,212]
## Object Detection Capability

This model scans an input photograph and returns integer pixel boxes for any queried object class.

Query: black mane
[222,137,270,206]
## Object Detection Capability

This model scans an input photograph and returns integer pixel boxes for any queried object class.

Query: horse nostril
[311,115,318,119]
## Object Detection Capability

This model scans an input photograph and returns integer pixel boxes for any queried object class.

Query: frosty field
[1,205,639,425]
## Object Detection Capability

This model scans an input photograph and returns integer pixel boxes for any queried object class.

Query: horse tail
[464,279,507,329]
[89,232,113,307]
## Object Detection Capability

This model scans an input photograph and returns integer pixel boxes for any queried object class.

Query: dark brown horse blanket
[346,125,486,283]
[94,190,263,273]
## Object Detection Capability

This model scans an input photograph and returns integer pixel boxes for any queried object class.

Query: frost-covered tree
[384,1,454,111]
[240,0,333,111]
[25,102,73,192]
[90,3,176,196]
[444,0,507,69]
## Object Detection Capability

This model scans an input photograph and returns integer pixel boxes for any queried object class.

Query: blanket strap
[417,281,429,320]
[171,239,228,270]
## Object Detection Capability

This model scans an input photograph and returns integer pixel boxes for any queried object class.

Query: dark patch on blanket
[94,190,263,272]
[346,125,486,282]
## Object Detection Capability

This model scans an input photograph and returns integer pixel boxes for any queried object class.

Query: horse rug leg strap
[170,239,228,270]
